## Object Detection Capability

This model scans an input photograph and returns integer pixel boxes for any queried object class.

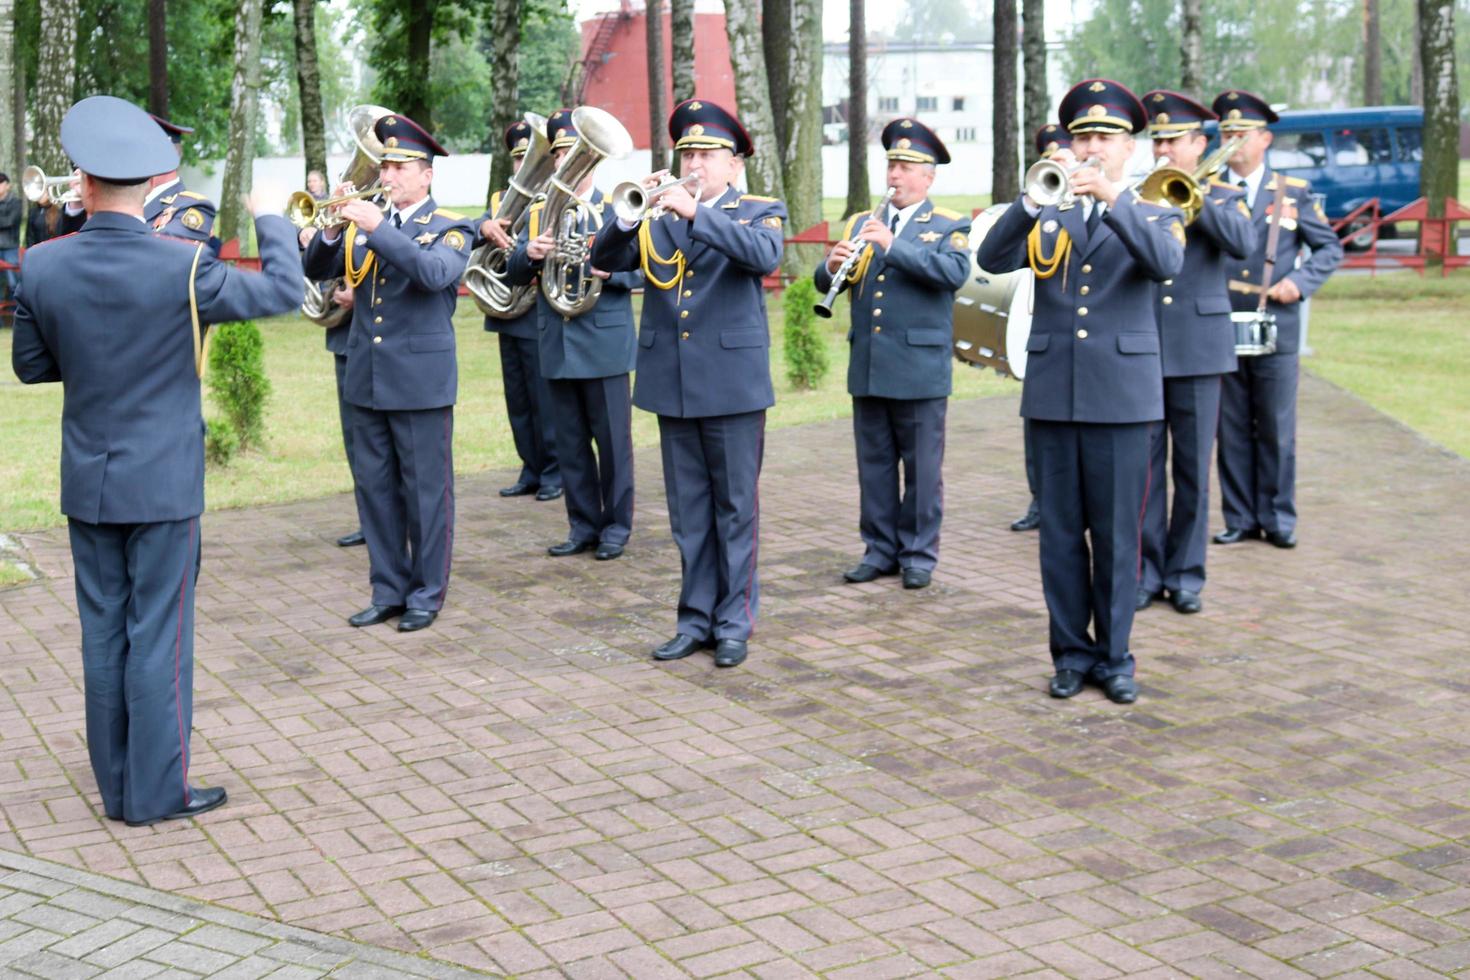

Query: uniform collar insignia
[914,209,933,223]
[722,200,740,209]
[160,193,178,205]
[413,212,433,224]
[918,230,942,242]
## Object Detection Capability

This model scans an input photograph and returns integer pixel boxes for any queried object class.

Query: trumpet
[22,165,80,205]
[814,187,897,319]
[1022,155,1100,209]
[610,173,703,224]
[286,186,383,229]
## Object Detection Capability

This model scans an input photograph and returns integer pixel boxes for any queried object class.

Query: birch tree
[723,0,784,201]
[647,0,669,173]
[845,0,868,218]
[485,0,520,201]
[218,0,264,248]
[294,0,328,182]
[1180,0,1202,97]
[1418,0,1459,243]
[1022,0,1048,166]
[781,0,823,261]
[1363,0,1383,103]
[0,0,15,179]
[671,0,695,103]
[32,0,76,174]
[992,0,1019,202]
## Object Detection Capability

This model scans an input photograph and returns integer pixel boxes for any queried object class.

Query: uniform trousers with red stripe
[68,517,199,824]
[1030,419,1152,680]
[350,404,455,612]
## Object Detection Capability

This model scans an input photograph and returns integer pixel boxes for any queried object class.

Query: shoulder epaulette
[434,208,466,220]
[178,191,209,201]
[1284,176,1309,188]
[740,194,779,203]
[930,206,963,220]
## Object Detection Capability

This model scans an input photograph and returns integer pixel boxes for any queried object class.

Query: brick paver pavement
[2,373,1468,978]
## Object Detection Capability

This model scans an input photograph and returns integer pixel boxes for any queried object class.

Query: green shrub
[205,418,238,467]
[207,320,271,452]
[782,278,829,390]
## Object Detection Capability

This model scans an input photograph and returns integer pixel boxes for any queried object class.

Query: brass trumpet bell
[22,165,80,205]
[285,187,382,229]
[1136,167,1204,223]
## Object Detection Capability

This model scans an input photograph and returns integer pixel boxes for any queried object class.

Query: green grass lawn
[0,295,1015,532]
[1306,272,1470,458]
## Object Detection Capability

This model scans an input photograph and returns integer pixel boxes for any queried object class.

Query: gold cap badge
[1089,81,1107,93]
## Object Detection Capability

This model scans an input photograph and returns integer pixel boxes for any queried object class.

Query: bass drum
[952,204,1034,380]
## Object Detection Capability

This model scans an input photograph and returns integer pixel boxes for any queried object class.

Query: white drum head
[1003,269,1034,380]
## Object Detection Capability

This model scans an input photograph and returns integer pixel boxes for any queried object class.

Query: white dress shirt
[1228,164,1266,210]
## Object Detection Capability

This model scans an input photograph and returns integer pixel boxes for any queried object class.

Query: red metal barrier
[1330,197,1469,276]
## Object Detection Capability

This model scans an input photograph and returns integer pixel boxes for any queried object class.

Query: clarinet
[814,187,898,318]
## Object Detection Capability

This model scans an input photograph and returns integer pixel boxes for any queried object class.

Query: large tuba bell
[300,104,394,326]
[464,112,557,318]
[537,107,633,318]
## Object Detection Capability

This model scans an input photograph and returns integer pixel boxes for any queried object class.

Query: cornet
[286,187,383,229]
[1022,155,1100,209]
[22,166,80,206]
[610,173,703,224]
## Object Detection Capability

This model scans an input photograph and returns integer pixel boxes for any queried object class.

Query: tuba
[300,104,394,327]
[537,106,634,318]
[464,112,556,318]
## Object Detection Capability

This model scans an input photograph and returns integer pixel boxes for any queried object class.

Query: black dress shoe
[652,634,704,661]
[548,539,594,557]
[1170,589,1202,614]
[901,568,931,590]
[348,604,405,627]
[713,638,748,668]
[594,542,624,561]
[499,480,537,497]
[843,563,895,583]
[1010,508,1041,532]
[398,609,437,632]
[1265,530,1297,549]
[126,786,227,827]
[535,485,564,501]
[1101,675,1139,704]
[1212,527,1262,545]
[336,530,366,547]
[1136,588,1162,611]
[1049,669,1084,699]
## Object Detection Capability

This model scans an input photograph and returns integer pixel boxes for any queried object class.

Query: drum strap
[1257,178,1288,313]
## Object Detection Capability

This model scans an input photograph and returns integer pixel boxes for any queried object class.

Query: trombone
[610,173,703,224]
[1133,135,1245,224]
[286,187,383,229]
[22,166,80,206]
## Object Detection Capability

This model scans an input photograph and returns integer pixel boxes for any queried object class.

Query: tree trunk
[844,0,867,218]
[1021,0,1047,167]
[405,0,434,128]
[1418,0,1458,255]
[992,0,1019,202]
[0,0,15,179]
[13,36,25,178]
[780,0,822,273]
[486,0,520,205]
[32,0,77,174]
[1363,0,1382,104]
[218,0,264,249]
[670,0,695,103]
[647,0,669,173]
[148,0,168,117]
[1180,0,1203,99]
[1410,4,1423,103]
[723,0,784,201]
[763,0,791,149]
[294,0,327,182]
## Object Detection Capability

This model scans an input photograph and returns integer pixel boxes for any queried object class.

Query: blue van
[1210,106,1422,247]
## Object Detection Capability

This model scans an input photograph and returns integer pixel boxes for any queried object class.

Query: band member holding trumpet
[507,110,642,560]
[977,79,1186,704]
[1212,90,1341,550]
[816,118,971,590]
[303,113,475,632]
[1136,91,1256,615]
[12,96,303,826]
[590,98,786,669]
[145,116,219,251]
[478,119,563,502]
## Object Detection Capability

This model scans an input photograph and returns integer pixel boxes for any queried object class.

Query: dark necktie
[889,213,899,235]
[1238,179,1250,209]
[1086,203,1103,237]
[392,213,403,229]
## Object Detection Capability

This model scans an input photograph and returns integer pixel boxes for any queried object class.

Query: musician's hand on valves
[658,182,699,221]
[1068,163,1116,206]
[1267,276,1302,304]
[857,217,895,253]
[826,239,856,274]
[526,232,556,262]
[480,217,512,250]
[331,284,355,309]
[338,199,383,233]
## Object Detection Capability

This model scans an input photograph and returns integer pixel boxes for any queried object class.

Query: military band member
[1012,123,1074,534]
[817,118,971,590]
[303,113,475,632]
[477,119,562,502]
[144,115,219,251]
[590,98,786,669]
[977,79,1186,704]
[1136,91,1256,615]
[507,111,642,560]
[11,96,302,825]
[311,266,364,548]
[1211,90,1341,550]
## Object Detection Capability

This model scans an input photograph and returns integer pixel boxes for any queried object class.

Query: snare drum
[1231,310,1278,357]
[953,204,1034,380]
